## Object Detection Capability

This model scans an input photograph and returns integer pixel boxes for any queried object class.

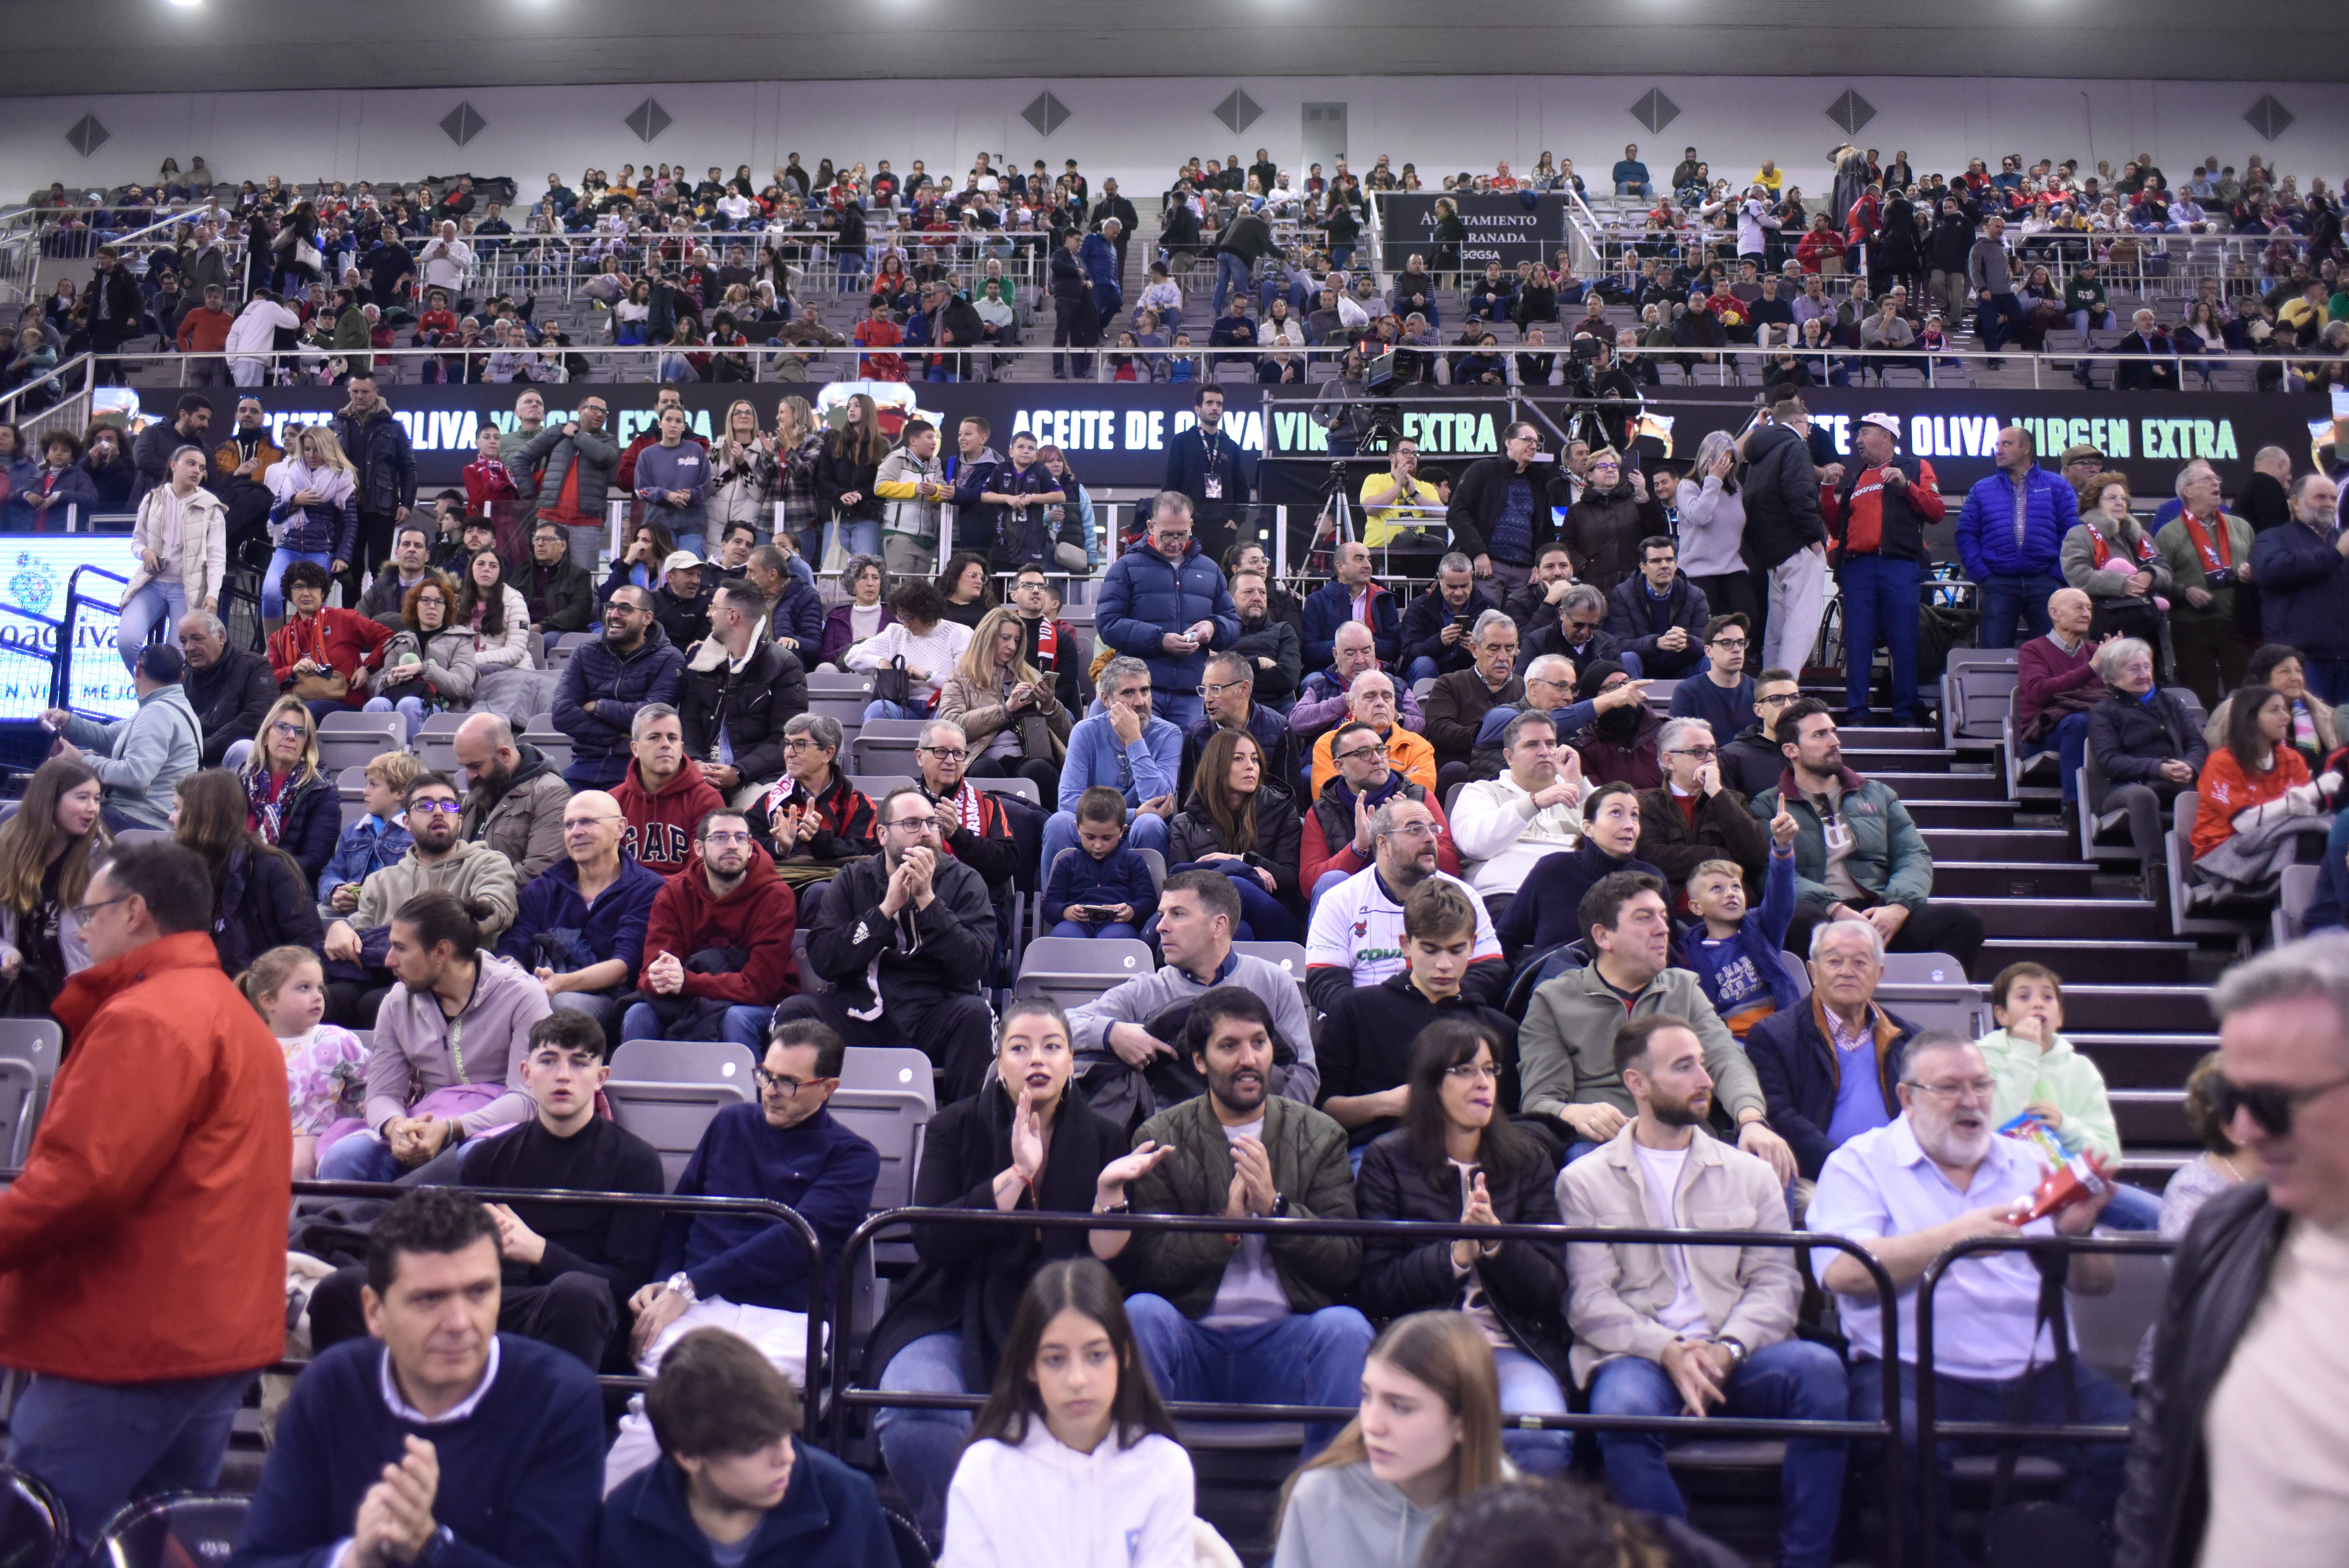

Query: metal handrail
[827,1205,1906,1566]
[1912,1229,2176,1550]
[50,562,130,713]
[291,1177,829,1434]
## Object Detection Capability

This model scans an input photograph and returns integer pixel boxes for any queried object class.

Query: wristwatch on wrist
[1718,1336,1749,1370]
[1095,1196,1131,1215]
[414,1524,456,1566]
[665,1271,698,1305]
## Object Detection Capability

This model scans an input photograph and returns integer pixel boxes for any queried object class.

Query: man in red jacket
[0,840,290,1552]
[613,702,725,875]
[622,808,798,1048]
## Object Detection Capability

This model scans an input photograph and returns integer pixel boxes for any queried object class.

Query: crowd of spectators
[0,185,2346,1562]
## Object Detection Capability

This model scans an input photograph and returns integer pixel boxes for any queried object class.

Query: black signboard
[1376,192,1572,273]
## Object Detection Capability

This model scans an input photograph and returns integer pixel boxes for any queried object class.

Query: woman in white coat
[119,444,226,671]
[941,1258,1197,1568]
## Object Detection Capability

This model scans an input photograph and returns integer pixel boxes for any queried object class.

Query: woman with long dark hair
[942,1258,1195,1567]
[237,695,342,889]
[173,767,323,976]
[0,756,108,1014]
[1271,1312,1508,1568]
[815,391,891,559]
[1165,726,1302,940]
[2190,683,2320,868]
[1355,1018,1570,1475]
[871,999,1169,1542]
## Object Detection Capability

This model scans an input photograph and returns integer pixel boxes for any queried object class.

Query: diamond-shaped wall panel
[65,114,109,158]
[2244,93,2294,143]
[438,102,487,148]
[623,97,673,145]
[1213,89,1262,136]
[1629,89,1679,136]
[1826,89,1877,136]
[1022,91,1071,138]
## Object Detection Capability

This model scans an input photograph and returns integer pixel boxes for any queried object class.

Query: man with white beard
[1808,1025,2131,1564]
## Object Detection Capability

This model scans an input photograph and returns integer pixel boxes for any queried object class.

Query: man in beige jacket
[1558,1013,1848,1568]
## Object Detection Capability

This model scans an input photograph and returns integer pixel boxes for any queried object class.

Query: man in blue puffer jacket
[1955,425,2080,648]
[1098,492,1240,731]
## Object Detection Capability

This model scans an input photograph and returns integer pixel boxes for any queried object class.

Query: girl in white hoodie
[1271,1312,1511,1568]
[941,1258,1196,1568]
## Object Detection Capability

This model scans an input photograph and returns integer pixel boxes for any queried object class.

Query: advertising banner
[94,378,2343,510]
[0,536,142,721]
[1376,193,1572,274]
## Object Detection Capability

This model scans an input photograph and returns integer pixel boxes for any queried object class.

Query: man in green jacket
[1119,985,1372,1454]
[1517,870,1794,1182]
[1747,699,1984,971]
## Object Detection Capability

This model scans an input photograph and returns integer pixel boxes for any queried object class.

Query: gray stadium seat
[415,711,467,775]
[2272,862,2322,948]
[316,711,404,775]
[606,1039,759,1190]
[967,776,1041,807]
[1778,950,1811,999]
[849,719,928,775]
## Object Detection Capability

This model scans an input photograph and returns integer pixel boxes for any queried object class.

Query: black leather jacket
[2114,1181,2291,1568]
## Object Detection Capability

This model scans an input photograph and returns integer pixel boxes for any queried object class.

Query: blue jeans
[836,518,880,559]
[7,1370,250,1553]
[876,1331,972,1543]
[1212,253,1251,315]
[1162,859,1301,942]
[1976,570,2063,649]
[1974,292,2028,355]
[264,547,336,618]
[1851,1356,2132,1568]
[1404,656,1445,684]
[1152,691,1204,732]
[923,363,961,383]
[835,247,869,290]
[317,1132,406,1182]
[1124,1294,1374,1452]
[1494,1347,1573,1475]
[1590,1340,1849,1568]
[1838,553,1923,718]
[863,698,926,723]
[2099,1181,2164,1231]
[2053,710,2092,802]
[115,579,187,671]
[363,692,433,742]
[1041,810,1169,884]
[1308,867,1351,916]
[1048,919,1144,941]
[620,1001,773,1050]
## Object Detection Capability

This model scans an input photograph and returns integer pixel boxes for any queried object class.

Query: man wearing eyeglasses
[1668,613,1759,739]
[1305,670,1435,801]
[1446,421,1570,600]
[1811,1031,2126,1565]
[1635,717,1771,897]
[0,841,289,1556]
[499,788,665,1046]
[514,394,620,572]
[604,1018,881,1492]
[621,809,801,1051]
[1522,581,1642,680]
[1305,794,1502,1015]
[912,720,1020,905]
[553,583,685,790]
[1718,668,1805,798]
[2119,939,2349,1568]
[1097,492,1239,732]
[1177,651,1301,807]
[323,773,519,1026]
[774,788,1000,1101]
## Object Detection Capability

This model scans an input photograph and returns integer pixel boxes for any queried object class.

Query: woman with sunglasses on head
[236,695,342,891]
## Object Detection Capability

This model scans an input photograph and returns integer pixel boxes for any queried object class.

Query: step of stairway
[1957,897,2165,939]
[1921,828,2076,862]
[1907,801,2019,829]
[1876,771,2010,801]
[2068,1032,2223,1087]
[2111,1089,2194,1144]
[2058,987,2216,1034]
[1931,862,2097,899]
[1842,748,1964,774]
[1975,940,2196,984]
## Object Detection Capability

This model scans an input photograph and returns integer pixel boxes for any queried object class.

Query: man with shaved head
[455,711,573,885]
[498,787,666,1046]
[2016,586,2105,829]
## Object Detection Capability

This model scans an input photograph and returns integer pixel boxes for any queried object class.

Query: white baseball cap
[1857,412,1902,439]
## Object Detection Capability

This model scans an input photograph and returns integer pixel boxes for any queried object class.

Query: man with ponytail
[318,889,553,1183]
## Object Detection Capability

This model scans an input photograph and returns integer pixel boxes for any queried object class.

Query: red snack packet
[2019,1153,2109,1225]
